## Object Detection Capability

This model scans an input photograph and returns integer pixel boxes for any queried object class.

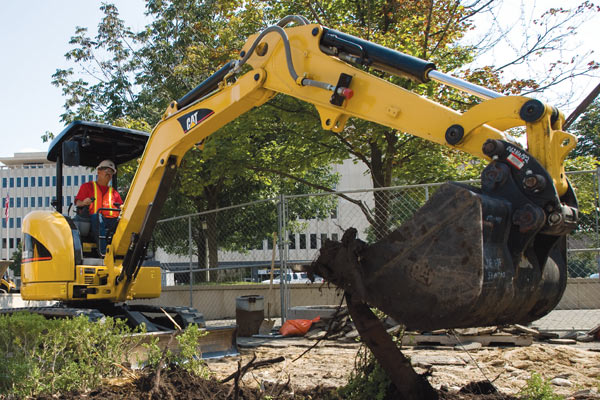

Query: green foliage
[570,100,600,160]
[0,313,141,398]
[567,250,598,278]
[142,324,210,377]
[9,242,21,276]
[519,372,564,400]
[565,162,599,237]
[339,346,395,400]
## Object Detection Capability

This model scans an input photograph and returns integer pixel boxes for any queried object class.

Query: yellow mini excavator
[0,261,17,294]
[7,16,577,362]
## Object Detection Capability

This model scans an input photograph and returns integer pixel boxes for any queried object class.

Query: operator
[75,160,123,255]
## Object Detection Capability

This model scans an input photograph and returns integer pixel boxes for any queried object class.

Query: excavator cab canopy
[47,121,149,167]
[46,121,149,213]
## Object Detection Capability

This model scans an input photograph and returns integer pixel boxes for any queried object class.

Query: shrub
[519,372,564,400]
[0,312,141,398]
[142,324,210,377]
[338,346,395,400]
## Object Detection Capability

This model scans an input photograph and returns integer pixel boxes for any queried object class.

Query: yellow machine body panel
[20,282,69,301]
[20,210,161,302]
[21,211,75,286]
[128,267,162,299]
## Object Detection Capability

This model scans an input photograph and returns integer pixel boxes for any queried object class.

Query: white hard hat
[97,159,117,173]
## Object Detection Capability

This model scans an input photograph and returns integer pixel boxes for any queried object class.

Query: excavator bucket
[310,174,573,331]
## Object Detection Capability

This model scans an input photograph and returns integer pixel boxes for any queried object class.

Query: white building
[0,152,93,258]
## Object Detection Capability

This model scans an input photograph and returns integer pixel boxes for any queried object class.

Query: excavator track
[0,306,105,321]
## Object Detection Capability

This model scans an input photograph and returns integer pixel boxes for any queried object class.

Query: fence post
[278,193,288,321]
[596,167,600,248]
[596,167,600,275]
[188,215,193,308]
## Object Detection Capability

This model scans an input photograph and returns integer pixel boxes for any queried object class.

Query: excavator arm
[107,15,577,329]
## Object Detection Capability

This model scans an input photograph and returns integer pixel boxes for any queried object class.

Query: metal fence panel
[153,198,280,312]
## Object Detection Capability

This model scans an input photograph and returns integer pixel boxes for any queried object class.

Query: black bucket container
[309,181,569,331]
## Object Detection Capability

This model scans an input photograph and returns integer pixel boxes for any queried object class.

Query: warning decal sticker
[507,152,525,170]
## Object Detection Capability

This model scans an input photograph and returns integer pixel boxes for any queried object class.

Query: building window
[45,176,50,187]
[288,234,296,250]
[81,175,86,184]
[38,197,42,207]
[310,234,317,249]
[332,233,339,242]
[74,176,79,186]
[299,233,306,249]
[67,176,72,186]
[24,197,28,208]
[9,178,14,188]
[24,177,28,187]
[1,219,4,228]
[67,196,72,206]
[38,177,42,187]
[16,177,21,187]
[88,175,93,182]
[52,176,56,186]
[31,197,35,207]
[45,197,50,207]
[9,198,13,207]
[320,233,328,244]
[16,218,21,228]
[1,178,6,188]
[9,218,13,228]
[16,198,21,208]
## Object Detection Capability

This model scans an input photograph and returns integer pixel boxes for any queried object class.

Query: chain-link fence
[153,198,281,313]
[566,170,600,278]
[153,170,600,330]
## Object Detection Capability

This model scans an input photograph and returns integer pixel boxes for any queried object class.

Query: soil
[44,337,600,399]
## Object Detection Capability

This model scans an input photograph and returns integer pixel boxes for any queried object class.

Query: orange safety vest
[89,182,118,218]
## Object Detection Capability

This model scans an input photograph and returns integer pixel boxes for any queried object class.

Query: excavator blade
[128,326,238,367]
[310,182,568,331]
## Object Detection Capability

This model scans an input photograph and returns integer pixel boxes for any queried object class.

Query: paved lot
[531,308,600,332]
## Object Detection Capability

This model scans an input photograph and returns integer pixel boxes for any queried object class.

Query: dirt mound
[35,367,521,400]
[35,368,341,400]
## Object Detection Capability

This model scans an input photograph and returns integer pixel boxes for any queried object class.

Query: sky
[0,1,149,159]
[0,1,598,160]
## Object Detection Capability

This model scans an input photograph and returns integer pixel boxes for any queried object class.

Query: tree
[9,243,21,277]
[53,1,343,275]
[570,100,600,160]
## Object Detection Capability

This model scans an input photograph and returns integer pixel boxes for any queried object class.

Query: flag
[4,193,8,221]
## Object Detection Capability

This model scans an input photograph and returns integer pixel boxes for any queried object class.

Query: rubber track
[0,306,105,321]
